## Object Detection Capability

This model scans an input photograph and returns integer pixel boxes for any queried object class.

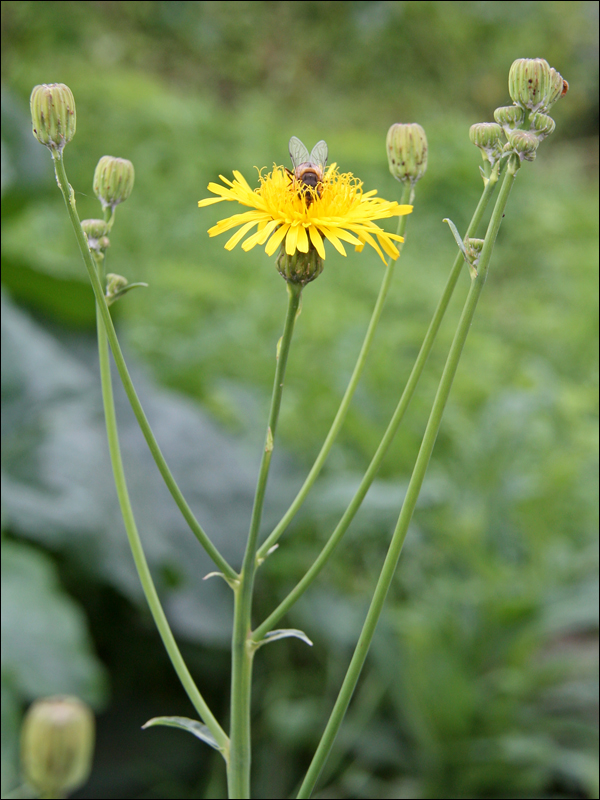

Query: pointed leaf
[142,716,221,750]
[443,218,469,261]
[258,628,313,648]
[203,571,225,581]
[108,282,149,305]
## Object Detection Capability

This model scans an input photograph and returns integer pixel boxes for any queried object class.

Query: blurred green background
[1,2,598,798]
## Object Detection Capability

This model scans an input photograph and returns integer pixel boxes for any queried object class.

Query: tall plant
[25,58,568,799]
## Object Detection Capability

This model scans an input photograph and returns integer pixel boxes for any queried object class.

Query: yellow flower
[198,165,412,263]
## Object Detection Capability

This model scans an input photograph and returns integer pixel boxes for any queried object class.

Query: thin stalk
[252,167,499,643]
[228,282,303,798]
[297,157,519,799]
[52,153,237,584]
[257,184,412,562]
[96,303,229,755]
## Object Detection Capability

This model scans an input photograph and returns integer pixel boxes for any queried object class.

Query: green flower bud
[21,696,95,798]
[529,112,556,140]
[93,156,135,210]
[386,123,428,184]
[81,218,109,252]
[493,105,525,134]
[508,58,556,113]
[507,130,539,162]
[80,219,108,239]
[546,67,569,110]
[469,123,504,165]
[277,245,323,285]
[104,273,148,305]
[30,84,76,153]
[106,273,128,295]
[466,238,484,264]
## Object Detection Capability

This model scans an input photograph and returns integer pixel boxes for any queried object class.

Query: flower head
[386,123,428,184]
[93,156,135,210]
[30,84,76,153]
[21,696,95,798]
[198,165,412,263]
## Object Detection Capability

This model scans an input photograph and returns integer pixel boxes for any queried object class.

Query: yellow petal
[377,234,400,259]
[308,225,326,259]
[208,211,265,236]
[198,196,226,207]
[242,219,280,250]
[232,170,253,191]
[326,226,362,246]
[319,226,347,257]
[296,225,309,253]
[224,220,259,250]
[348,227,385,261]
[286,224,300,255]
[265,224,289,256]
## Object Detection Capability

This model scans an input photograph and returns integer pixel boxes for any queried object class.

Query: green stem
[297,157,519,799]
[252,168,499,644]
[228,282,303,798]
[52,153,237,584]
[95,302,229,755]
[256,184,412,562]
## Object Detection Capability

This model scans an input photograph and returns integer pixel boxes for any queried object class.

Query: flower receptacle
[276,244,323,286]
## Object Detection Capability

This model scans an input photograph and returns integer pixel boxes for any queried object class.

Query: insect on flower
[288,136,328,205]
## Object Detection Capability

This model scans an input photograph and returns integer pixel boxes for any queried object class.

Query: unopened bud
[81,218,109,252]
[106,273,128,296]
[469,123,504,165]
[386,123,428,184]
[21,696,95,798]
[546,67,569,110]
[466,238,485,265]
[493,105,525,134]
[529,112,556,140]
[277,245,323,285]
[81,219,108,239]
[93,156,135,210]
[507,130,539,162]
[30,84,76,154]
[508,58,558,113]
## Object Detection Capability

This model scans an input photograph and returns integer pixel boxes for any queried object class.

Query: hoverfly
[288,136,328,205]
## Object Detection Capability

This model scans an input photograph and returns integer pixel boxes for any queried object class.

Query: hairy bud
[30,84,76,154]
[508,58,566,113]
[386,123,428,184]
[81,218,109,252]
[507,130,539,162]
[469,123,504,165]
[93,156,135,210]
[493,105,525,134]
[546,67,569,110]
[529,112,556,141]
[21,697,95,798]
[277,245,323,285]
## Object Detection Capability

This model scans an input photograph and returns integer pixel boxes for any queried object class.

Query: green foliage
[1,540,107,794]
[1,2,598,798]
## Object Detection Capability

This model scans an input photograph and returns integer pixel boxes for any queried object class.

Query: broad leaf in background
[1,539,107,795]
[1,290,297,645]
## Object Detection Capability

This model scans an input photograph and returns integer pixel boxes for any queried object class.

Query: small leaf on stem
[256,628,313,648]
[142,716,221,751]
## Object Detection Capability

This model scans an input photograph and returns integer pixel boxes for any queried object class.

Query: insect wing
[289,136,310,168]
[309,140,328,169]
